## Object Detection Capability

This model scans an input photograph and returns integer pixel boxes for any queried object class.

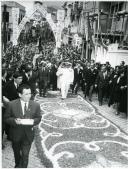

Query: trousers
[12,134,32,168]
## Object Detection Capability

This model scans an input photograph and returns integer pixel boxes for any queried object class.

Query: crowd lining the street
[2,40,127,150]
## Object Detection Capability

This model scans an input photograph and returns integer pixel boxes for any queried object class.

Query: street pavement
[2,91,128,168]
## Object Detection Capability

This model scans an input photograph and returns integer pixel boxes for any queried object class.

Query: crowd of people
[2,40,127,167]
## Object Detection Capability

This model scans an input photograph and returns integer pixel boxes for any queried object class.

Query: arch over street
[13,4,63,49]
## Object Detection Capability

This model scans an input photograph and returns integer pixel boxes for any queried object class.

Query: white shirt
[103,71,107,79]
[117,77,120,84]
[25,73,29,80]
[20,100,29,115]
[14,81,18,89]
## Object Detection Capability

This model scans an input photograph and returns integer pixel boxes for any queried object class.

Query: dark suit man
[21,67,31,86]
[22,67,38,100]
[95,66,109,106]
[3,72,23,140]
[50,64,57,91]
[2,68,7,148]
[38,62,50,97]
[83,65,96,101]
[28,69,38,100]
[4,72,23,101]
[4,84,41,168]
[72,64,83,94]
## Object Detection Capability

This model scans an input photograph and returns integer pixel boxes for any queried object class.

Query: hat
[61,62,72,67]
[40,61,47,65]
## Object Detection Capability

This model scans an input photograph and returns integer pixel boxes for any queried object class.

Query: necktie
[24,103,27,115]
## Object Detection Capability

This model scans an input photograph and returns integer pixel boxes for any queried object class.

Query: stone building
[62,1,128,63]
[1,1,26,46]
[62,1,128,44]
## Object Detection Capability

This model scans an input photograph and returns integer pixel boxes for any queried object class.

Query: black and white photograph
[1,0,128,168]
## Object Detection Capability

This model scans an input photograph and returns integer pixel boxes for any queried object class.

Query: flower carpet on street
[34,91,128,168]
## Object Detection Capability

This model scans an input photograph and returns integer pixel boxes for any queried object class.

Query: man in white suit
[56,62,74,99]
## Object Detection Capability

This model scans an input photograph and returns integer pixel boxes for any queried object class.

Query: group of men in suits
[2,59,127,167]
[38,61,50,97]
[2,69,41,168]
[71,60,127,116]
[2,61,58,167]
[71,62,98,102]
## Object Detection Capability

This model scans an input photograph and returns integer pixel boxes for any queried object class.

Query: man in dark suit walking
[95,65,109,106]
[4,72,23,101]
[38,61,50,97]
[72,63,83,94]
[21,66,31,86]
[4,84,41,168]
[3,72,23,140]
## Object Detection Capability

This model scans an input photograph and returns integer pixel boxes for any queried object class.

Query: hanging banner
[12,7,19,45]
[18,15,29,32]
[111,17,116,32]
[57,10,65,21]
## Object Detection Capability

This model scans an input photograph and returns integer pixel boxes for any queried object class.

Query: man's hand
[15,118,22,125]
[3,96,10,103]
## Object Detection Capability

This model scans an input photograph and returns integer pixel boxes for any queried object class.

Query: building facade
[1,1,26,51]
[62,1,128,47]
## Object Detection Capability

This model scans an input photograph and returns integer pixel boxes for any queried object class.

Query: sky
[17,0,64,15]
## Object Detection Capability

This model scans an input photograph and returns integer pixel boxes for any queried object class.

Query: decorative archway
[12,4,64,49]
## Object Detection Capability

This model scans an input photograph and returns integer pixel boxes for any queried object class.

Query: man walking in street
[56,62,74,99]
[4,84,41,168]
[38,61,50,97]
[3,71,23,140]
[95,65,109,106]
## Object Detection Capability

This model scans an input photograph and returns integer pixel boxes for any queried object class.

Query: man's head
[120,61,125,66]
[119,69,125,77]
[25,66,32,76]
[101,65,106,72]
[13,72,23,85]
[77,63,81,68]
[41,61,47,67]
[87,62,91,68]
[18,84,31,102]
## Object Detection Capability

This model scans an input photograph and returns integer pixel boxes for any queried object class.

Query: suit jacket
[74,68,83,83]
[83,68,95,86]
[50,65,57,83]
[4,80,19,101]
[22,72,29,85]
[96,71,109,88]
[5,99,41,143]
[38,67,50,83]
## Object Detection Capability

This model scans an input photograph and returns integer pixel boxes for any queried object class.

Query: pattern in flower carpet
[34,92,128,168]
